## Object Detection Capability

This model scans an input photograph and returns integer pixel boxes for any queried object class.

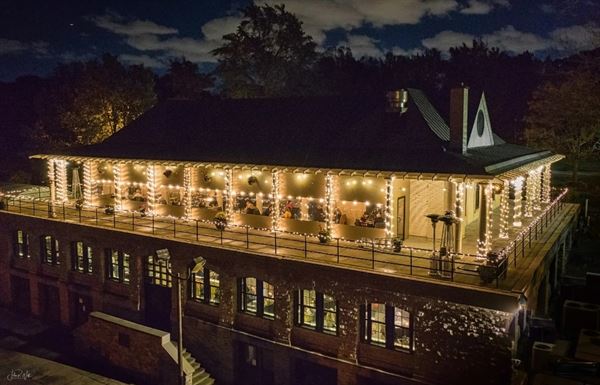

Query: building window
[72,241,93,273]
[41,235,60,265]
[191,267,219,305]
[296,290,337,334]
[239,277,275,319]
[145,255,171,287]
[14,230,30,258]
[364,303,413,351]
[106,249,130,283]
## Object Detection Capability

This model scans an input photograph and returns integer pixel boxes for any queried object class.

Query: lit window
[364,303,413,351]
[145,255,171,287]
[239,278,274,319]
[72,241,93,273]
[41,235,60,265]
[106,249,130,283]
[14,230,29,258]
[296,290,337,334]
[191,267,220,305]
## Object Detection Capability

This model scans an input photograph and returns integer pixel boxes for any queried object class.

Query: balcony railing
[0,188,569,288]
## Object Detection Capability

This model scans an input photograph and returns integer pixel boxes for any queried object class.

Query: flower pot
[318,233,330,244]
[214,220,227,231]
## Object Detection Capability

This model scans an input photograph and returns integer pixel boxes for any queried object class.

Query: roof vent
[386,90,408,113]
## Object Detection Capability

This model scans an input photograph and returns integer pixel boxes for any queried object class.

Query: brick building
[0,88,579,385]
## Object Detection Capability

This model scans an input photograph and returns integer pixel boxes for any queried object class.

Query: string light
[145,165,156,215]
[512,176,524,227]
[224,168,233,221]
[498,180,509,239]
[83,161,92,206]
[541,164,551,203]
[47,159,55,202]
[183,167,192,219]
[533,166,543,211]
[385,176,394,238]
[477,183,494,257]
[55,159,68,203]
[325,174,333,233]
[113,163,122,210]
[271,170,280,231]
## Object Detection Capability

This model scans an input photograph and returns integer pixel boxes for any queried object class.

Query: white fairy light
[498,180,509,239]
[512,176,524,227]
[113,163,122,210]
[83,161,93,206]
[271,170,280,231]
[146,165,156,215]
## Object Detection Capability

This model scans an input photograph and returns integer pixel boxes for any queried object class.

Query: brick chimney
[449,87,469,154]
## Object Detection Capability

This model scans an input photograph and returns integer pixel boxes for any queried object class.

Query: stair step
[190,361,201,370]
[193,370,207,379]
[192,374,213,385]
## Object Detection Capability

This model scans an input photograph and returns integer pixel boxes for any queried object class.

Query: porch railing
[0,188,569,288]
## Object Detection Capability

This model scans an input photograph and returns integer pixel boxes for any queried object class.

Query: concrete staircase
[182,348,214,385]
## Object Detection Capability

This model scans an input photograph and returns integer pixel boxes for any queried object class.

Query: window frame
[239,277,275,319]
[145,254,172,287]
[296,289,338,335]
[106,249,130,283]
[41,235,60,265]
[190,267,220,305]
[15,230,30,258]
[72,241,93,273]
[364,303,413,352]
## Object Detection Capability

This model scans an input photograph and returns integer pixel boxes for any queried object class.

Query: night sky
[0,0,598,81]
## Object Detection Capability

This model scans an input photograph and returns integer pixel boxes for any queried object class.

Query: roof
[45,89,555,177]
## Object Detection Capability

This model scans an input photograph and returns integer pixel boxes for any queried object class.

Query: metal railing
[0,189,568,288]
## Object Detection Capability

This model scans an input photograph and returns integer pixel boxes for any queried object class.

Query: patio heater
[438,210,459,278]
[72,167,82,201]
[426,213,441,276]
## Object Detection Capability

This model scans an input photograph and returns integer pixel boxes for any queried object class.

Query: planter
[214,219,227,231]
[104,206,115,215]
[392,238,403,253]
[478,264,497,283]
[318,232,331,244]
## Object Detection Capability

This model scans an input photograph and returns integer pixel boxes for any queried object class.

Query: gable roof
[46,89,554,177]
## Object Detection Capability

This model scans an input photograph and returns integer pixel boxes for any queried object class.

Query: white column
[48,159,56,203]
[454,182,464,253]
[146,165,156,215]
[499,180,509,239]
[512,176,524,228]
[55,159,68,203]
[325,174,334,234]
[183,167,192,219]
[385,176,394,238]
[524,173,533,218]
[224,168,233,221]
[533,167,542,211]
[82,161,93,207]
[271,170,280,231]
[113,163,122,211]
[541,165,551,203]
[477,183,493,256]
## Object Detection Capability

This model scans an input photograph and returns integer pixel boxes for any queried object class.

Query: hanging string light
[146,165,156,215]
[533,167,543,211]
[512,176,524,227]
[47,159,56,202]
[183,167,192,219]
[499,180,509,239]
[325,174,333,233]
[113,163,122,210]
[484,183,493,253]
[524,172,534,218]
[271,170,280,231]
[385,176,394,239]
[225,168,233,221]
[55,159,68,203]
[83,162,92,206]
[541,165,551,203]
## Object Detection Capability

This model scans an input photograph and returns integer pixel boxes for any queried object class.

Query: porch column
[499,180,509,239]
[325,173,334,234]
[55,159,68,203]
[524,173,533,218]
[271,169,280,231]
[454,181,464,253]
[541,164,551,203]
[224,168,233,221]
[113,163,122,211]
[146,165,156,215]
[533,167,542,211]
[385,176,394,238]
[183,167,192,219]
[48,159,56,203]
[512,176,524,228]
[82,161,93,207]
[477,183,493,256]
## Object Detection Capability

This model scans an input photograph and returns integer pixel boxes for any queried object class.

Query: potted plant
[392,237,403,253]
[214,211,227,231]
[75,198,84,210]
[317,227,331,244]
[104,205,115,215]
